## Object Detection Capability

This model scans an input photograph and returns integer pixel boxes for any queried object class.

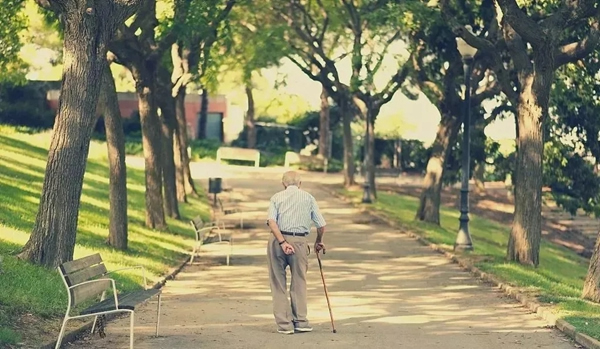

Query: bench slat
[61,254,103,274]
[217,147,260,167]
[80,289,161,315]
[217,147,259,159]
[65,264,108,286]
[191,217,204,229]
[71,280,112,306]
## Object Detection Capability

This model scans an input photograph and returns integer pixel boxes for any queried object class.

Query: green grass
[0,125,211,346]
[340,188,600,341]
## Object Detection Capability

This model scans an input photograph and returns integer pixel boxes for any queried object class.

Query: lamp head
[456,37,478,61]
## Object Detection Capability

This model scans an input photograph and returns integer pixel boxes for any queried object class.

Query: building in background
[46,88,237,143]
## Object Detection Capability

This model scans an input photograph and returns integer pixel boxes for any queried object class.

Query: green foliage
[224,0,290,85]
[0,127,211,346]
[0,327,20,345]
[399,139,430,173]
[339,188,600,342]
[297,157,343,173]
[189,138,221,160]
[0,0,27,82]
[289,107,345,160]
[542,51,600,216]
[484,140,515,182]
[543,140,600,216]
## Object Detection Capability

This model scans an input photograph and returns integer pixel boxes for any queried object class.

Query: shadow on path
[66,169,576,349]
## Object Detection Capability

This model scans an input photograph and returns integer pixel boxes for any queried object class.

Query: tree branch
[375,60,411,105]
[485,103,516,126]
[495,0,545,46]
[502,20,533,80]
[472,81,501,106]
[409,44,444,102]
[439,0,496,54]
[555,13,600,67]
[113,0,144,23]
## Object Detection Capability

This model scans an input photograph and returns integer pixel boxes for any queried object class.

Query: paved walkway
[68,169,576,349]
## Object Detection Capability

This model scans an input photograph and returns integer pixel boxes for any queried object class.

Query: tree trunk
[473,163,486,195]
[340,106,355,187]
[173,129,186,203]
[415,113,461,224]
[17,3,122,267]
[174,87,198,197]
[319,86,330,158]
[507,58,552,267]
[157,76,180,220]
[583,233,600,302]
[245,83,257,149]
[135,75,167,230]
[198,88,208,139]
[341,100,356,187]
[394,139,402,170]
[365,116,376,200]
[99,64,128,250]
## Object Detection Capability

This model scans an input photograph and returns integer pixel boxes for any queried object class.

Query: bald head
[282,171,301,187]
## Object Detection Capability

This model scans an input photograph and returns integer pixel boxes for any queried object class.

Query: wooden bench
[216,147,260,167]
[190,216,233,265]
[56,254,161,349]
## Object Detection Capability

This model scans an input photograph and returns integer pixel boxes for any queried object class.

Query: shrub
[190,138,220,160]
[296,158,343,173]
[0,82,55,128]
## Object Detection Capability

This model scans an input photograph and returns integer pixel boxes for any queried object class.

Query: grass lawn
[0,126,211,346]
[340,187,600,341]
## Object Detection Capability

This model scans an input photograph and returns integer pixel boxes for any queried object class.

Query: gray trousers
[267,234,310,330]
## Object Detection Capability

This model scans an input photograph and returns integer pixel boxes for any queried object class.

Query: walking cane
[316,249,337,333]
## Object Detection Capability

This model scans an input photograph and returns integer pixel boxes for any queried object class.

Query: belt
[281,231,308,237]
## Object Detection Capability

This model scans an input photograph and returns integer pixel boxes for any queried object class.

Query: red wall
[47,91,227,140]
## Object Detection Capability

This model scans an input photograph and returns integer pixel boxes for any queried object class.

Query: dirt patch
[378,184,597,259]
[1,312,87,349]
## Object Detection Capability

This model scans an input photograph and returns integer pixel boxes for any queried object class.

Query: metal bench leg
[190,245,196,264]
[129,312,135,349]
[55,316,69,349]
[91,291,107,334]
[91,315,98,335]
[227,241,233,266]
[156,293,162,337]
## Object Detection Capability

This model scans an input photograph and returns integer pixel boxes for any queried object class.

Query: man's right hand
[315,242,325,254]
[280,241,295,255]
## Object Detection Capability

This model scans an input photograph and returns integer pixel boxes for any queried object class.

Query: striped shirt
[267,186,326,234]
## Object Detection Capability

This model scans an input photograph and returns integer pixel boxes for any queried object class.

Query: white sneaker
[295,327,313,333]
[277,329,294,335]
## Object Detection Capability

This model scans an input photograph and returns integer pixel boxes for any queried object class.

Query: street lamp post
[454,37,477,251]
[362,118,372,203]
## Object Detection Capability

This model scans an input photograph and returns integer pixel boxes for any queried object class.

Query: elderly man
[266,171,327,334]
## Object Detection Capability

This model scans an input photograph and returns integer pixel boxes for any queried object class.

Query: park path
[67,166,576,349]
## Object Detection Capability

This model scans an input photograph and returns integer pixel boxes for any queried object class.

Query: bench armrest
[70,278,119,309]
[196,226,216,242]
[105,266,148,290]
[203,225,228,242]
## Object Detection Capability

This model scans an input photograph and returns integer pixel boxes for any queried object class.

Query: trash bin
[208,178,222,194]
